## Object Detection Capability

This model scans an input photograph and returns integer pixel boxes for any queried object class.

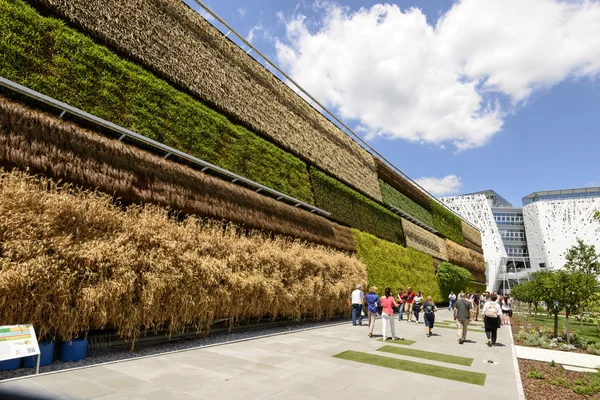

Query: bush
[379,180,433,227]
[436,262,472,298]
[353,230,442,302]
[0,170,366,343]
[587,342,600,355]
[431,200,464,244]
[311,168,405,245]
[526,368,545,380]
[0,0,314,203]
[0,96,357,251]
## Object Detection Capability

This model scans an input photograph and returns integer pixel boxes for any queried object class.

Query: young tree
[553,270,598,344]
[564,239,600,325]
[510,281,538,316]
[530,270,563,338]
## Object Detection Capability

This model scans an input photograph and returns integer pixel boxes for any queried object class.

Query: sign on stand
[0,325,41,373]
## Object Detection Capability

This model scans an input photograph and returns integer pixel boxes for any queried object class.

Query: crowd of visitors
[351,285,512,346]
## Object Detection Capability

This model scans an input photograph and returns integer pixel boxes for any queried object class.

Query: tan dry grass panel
[401,218,447,261]
[35,0,382,201]
[461,221,482,247]
[0,169,367,342]
[374,158,430,210]
[463,239,484,255]
[0,96,355,252]
[445,240,485,274]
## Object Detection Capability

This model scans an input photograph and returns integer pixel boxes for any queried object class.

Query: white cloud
[415,175,462,196]
[275,0,600,150]
[238,8,247,17]
[247,25,264,43]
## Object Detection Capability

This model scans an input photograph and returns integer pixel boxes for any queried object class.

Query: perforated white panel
[440,194,507,292]
[523,198,600,270]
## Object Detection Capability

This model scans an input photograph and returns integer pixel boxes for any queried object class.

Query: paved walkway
[0,310,522,400]
[516,345,600,368]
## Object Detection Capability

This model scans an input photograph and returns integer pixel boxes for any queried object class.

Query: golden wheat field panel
[401,218,448,261]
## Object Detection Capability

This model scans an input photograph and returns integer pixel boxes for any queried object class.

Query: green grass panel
[376,339,416,345]
[379,179,433,227]
[376,345,473,366]
[431,200,464,244]
[0,0,314,204]
[311,168,404,244]
[434,325,484,333]
[333,350,486,386]
[353,230,442,302]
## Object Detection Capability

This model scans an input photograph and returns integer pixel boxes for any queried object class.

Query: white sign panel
[0,325,40,362]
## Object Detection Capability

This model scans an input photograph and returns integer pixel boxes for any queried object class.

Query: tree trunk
[565,311,570,345]
[553,313,559,338]
[528,303,531,316]
[580,310,584,327]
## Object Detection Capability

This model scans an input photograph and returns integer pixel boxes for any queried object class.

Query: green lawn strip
[376,339,416,345]
[443,320,484,326]
[434,325,482,333]
[376,345,473,366]
[515,314,600,344]
[333,350,486,386]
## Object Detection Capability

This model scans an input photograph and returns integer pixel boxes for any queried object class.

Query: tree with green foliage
[530,270,563,338]
[510,281,539,316]
[595,210,600,222]
[564,239,600,326]
[436,262,472,296]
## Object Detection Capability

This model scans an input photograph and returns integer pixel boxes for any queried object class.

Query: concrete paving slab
[516,345,600,368]
[563,365,599,373]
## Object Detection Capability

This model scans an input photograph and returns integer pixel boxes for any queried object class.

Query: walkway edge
[0,320,350,384]
[508,327,526,400]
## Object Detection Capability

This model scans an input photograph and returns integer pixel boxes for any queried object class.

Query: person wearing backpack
[422,296,438,337]
[483,293,502,346]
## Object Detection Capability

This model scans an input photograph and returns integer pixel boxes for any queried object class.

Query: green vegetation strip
[0,0,314,203]
[435,325,483,333]
[377,345,473,366]
[376,339,416,345]
[333,350,486,386]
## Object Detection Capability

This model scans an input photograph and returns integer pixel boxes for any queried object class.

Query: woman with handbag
[483,294,502,346]
[381,287,401,341]
[366,286,380,338]
[501,296,512,326]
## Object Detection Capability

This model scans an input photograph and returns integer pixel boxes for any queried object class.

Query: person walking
[351,284,365,326]
[448,291,456,311]
[366,286,380,337]
[381,288,401,341]
[422,296,438,337]
[397,288,405,321]
[413,291,423,323]
[453,293,472,344]
[472,290,481,321]
[405,287,416,322]
[483,293,502,346]
[501,296,512,326]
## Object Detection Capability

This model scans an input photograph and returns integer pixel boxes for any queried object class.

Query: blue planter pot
[22,342,55,368]
[0,357,22,371]
[59,338,88,362]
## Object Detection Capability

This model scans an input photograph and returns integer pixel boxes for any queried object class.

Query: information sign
[0,325,40,362]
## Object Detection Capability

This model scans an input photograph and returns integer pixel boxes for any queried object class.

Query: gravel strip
[0,319,346,381]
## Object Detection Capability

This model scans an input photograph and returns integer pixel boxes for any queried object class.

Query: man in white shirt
[351,284,365,326]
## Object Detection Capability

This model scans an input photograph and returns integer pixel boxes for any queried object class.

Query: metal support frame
[191,0,479,234]
[0,77,330,217]
[388,205,438,234]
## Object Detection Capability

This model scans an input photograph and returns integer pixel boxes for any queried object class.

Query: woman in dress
[381,287,401,341]
[413,291,423,323]
[483,294,502,346]
[366,286,380,338]
[422,296,438,337]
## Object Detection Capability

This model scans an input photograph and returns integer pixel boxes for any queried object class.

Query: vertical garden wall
[0,0,486,343]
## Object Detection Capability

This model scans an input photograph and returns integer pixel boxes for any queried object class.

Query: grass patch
[434,325,483,333]
[377,345,473,366]
[333,350,486,386]
[376,339,416,345]
[515,314,600,345]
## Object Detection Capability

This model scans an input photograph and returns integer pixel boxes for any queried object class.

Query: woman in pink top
[381,288,401,341]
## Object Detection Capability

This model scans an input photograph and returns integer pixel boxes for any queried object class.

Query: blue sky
[189,0,600,207]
